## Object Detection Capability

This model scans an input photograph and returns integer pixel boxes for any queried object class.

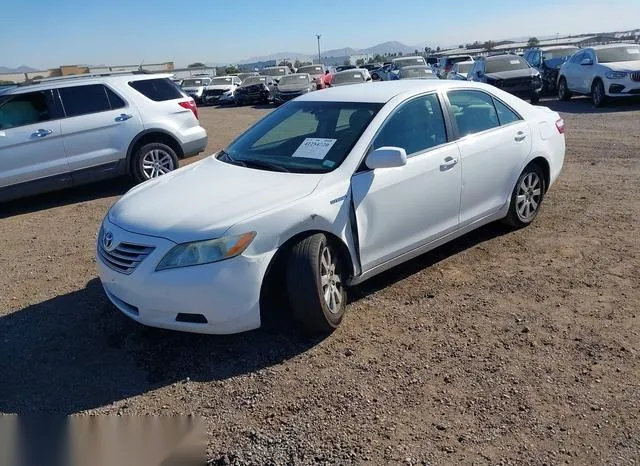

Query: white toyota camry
[97,80,565,334]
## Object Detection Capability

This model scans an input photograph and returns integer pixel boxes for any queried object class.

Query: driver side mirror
[365,147,407,170]
[580,58,593,66]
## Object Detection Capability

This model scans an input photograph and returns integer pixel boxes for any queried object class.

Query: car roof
[6,72,174,94]
[297,79,482,103]
[590,43,638,50]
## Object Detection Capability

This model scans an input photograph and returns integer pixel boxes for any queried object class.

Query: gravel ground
[1,97,639,464]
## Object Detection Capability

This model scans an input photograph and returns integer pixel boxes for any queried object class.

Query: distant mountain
[0,65,40,73]
[237,52,313,65]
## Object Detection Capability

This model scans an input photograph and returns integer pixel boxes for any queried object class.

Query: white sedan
[97,80,565,334]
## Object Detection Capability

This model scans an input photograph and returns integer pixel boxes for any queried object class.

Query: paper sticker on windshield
[510,59,520,65]
[292,138,337,159]
[627,48,640,54]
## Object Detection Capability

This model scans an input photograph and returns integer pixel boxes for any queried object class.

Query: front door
[0,90,70,200]
[351,93,462,272]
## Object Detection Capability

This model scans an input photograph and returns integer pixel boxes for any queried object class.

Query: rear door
[446,89,532,225]
[0,90,70,200]
[563,52,583,92]
[57,83,143,181]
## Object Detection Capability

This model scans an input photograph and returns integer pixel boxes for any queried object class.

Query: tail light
[555,118,565,134]
[179,100,199,120]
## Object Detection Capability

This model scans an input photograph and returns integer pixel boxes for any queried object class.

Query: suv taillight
[555,118,565,134]
[179,100,199,120]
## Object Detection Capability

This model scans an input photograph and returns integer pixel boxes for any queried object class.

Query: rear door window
[447,90,500,136]
[128,78,184,101]
[58,84,116,117]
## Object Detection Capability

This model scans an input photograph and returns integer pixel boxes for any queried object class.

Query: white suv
[557,43,640,107]
[0,72,207,202]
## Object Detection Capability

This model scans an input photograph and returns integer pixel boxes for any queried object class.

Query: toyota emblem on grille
[102,231,115,251]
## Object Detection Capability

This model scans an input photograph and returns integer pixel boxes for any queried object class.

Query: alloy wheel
[319,245,342,314]
[516,172,542,222]
[141,149,175,179]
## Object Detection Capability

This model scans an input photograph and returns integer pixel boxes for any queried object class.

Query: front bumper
[604,76,640,97]
[96,218,272,334]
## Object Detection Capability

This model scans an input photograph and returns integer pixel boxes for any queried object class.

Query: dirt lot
[1,97,639,464]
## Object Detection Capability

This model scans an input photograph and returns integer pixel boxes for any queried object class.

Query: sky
[2,0,639,69]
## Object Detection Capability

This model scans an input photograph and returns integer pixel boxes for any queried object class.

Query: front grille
[98,240,155,274]
[631,72,640,82]
[502,78,533,88]
[205,89,226,96]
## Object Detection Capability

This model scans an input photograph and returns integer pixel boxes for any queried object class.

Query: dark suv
[523,46,579,95]
[467,54,543,104]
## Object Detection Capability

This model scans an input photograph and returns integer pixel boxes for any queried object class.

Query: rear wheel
[503,164,546,228]
[132,142,178,183]
[592,79,606,107]
[558,77,571,101]
[286,234,347,334]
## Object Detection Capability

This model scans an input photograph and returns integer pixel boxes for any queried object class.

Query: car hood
[206,84,235,91]
[108,156,322,243]
[485,69,536,80]
[601,60,640,72]
[277,83,310,92]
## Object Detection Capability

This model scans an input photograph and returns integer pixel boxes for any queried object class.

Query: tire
[592,79,606,107]
[287,233,347,334]
[502,163,546,229]
[131,142,179,184]
[558,77,571,101]
[530,93,540,105]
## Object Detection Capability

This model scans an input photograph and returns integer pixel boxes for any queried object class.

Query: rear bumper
[180,128,208,157]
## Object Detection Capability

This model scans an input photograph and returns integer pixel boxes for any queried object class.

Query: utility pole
[316,34,322,65]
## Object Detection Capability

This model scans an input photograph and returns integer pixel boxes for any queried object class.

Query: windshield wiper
[218,150,247,167]
[241,159,290,173]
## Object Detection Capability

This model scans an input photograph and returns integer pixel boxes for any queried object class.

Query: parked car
[436,55,474,78]
[238,72,260,83]
[468,54,542,104]
[272,73,315,104]
[447,61,475,80]
[181,76,212,103]
[523,46,579,94]
[371,64,392,81]
[259,66,291,82]
[398,65,437,80]
[335,65,357,72]
[360,63,382,72]
[296,64,328,89]
[0,73,206,202]
[96,80,564,335]
[201,76,242,105]
[386,56,429,80]
[330,69,371,86]
[234,76,275,105]
[557,43,640,107]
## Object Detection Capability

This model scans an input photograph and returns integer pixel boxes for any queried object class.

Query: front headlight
[605,71,627,79]
[156,232,256,271]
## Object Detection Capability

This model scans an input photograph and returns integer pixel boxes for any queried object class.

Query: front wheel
[131,142,178,183]
[558,77,571,101]
[502,164,546,228]
[287,234,347,334]
[592,79,606,107]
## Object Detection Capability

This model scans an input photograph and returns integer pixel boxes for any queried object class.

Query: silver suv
[0,72,207,202]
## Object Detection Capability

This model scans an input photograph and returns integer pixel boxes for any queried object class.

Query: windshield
[261,67,288,77]
[182,78,210,87]
[241,76,267,86]
[298,66,323,74]
[542,48,579,60]
[596,46,640,63]
[223,101,383,173]
[486,57,529,73]
[333,72,365,84]
[211,77,234,85]
[399,67,435,79]
[394,57,426,68]
[456,62,474,73]
[278,74,310,85]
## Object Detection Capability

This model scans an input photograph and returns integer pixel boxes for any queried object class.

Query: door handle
[514,131,527,142]
[115,113,133,122]
[440,156,458,171]
[30,129,52,138]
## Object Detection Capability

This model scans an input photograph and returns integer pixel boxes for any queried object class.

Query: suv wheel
[592,79,606,107]
[558,77,571,101]
[132,142,178,183]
